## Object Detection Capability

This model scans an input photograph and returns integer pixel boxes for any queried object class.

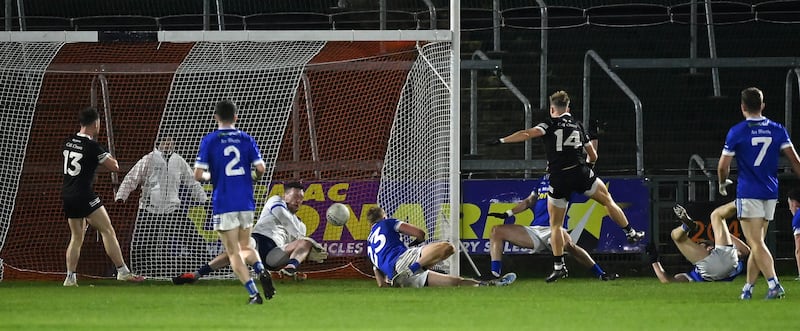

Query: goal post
[0,29,460,281]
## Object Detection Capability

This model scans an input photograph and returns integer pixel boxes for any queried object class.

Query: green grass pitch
[1,277,798,330]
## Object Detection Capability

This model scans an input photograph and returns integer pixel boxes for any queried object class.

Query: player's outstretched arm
[486,127,544,145]
[488,193,537,219]
[398,222,426,244]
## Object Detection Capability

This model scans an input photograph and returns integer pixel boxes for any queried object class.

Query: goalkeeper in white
[172,182,327,290]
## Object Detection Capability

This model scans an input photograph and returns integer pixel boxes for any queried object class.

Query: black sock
[553,255,565,270]
[198,264,214,276]
[623,224,633,233]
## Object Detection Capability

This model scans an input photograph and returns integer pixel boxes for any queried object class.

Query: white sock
[767,277,779,289]
[117,264,131,275]
[742,283,754,292]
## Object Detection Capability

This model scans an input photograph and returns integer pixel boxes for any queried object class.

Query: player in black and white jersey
[62,107,145,286]
[487,91,644,282]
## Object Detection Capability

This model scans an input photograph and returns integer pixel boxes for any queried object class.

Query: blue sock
[245,279,258,296]
[198,264,214,276]
[287,258,300,269]
[253,261,265,274]
[681,224,690,232]
[409,262,421,273]
[490,261,502,277]
[590,264,605,277]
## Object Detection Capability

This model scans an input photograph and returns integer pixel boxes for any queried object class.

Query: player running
[487,90,644,282]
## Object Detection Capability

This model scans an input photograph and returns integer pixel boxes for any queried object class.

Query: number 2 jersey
[62,133,110,198]
[722,116,792,199]
[367,218,408,279]
[195,128,264,215]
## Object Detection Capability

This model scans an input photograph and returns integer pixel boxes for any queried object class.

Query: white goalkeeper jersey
[253,195,306,247]
[115,148,207,214]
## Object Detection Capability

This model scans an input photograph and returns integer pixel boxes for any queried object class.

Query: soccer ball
[326,203,350,226]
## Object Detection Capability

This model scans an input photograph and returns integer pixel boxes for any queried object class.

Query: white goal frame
[0,3,462,278]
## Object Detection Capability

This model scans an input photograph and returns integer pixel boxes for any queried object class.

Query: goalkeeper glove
[718,179,733,196]
[487,210,514,219]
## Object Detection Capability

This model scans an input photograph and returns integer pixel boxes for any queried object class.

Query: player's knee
[670,227,687,242]
[490,225,503,240]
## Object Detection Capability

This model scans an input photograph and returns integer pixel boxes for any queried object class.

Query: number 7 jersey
[722,116,792,199]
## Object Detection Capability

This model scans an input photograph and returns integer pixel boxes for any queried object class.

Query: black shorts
[62,194,103,219]
[252,233,281,270]
[549,165,597,200]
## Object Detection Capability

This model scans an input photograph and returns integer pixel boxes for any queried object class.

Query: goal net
[0,30,455,281]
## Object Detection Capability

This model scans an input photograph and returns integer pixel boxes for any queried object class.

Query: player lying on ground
[172,182,327,293]
[488,174,619,282]
[647,202,749,283]
[367,206,516,288]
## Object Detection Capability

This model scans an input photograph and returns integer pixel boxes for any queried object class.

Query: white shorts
[695,245,739,281]
[736,198,777,220]
[213,211,255,231]
[523,226,552,253]
[394,247,429,288]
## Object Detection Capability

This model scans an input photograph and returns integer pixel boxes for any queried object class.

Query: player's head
[282,181,305,214]
[366,206,387,224]
[740,87,764,115]
[549,90,570,116]
[78,107,100,130]
[787,188,800,215]
[214,100,238,124]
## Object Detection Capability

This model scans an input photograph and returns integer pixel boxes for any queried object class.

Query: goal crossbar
[0,30,452,43]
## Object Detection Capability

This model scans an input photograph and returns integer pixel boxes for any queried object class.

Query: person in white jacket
[115,135,209,277]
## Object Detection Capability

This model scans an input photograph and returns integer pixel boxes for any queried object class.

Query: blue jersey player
[195,100,267,304]
[366,206,516,288]
[717,87,800,300]
[649,202,749,283]
[487,174,619,282]
[786,189,800,281]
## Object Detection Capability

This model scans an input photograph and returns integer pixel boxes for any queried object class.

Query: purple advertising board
[188,179,650,257]
[460,178,650,254]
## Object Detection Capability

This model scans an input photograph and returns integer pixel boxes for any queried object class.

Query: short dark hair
[366,206,386,223]
[549,90,570,108]
[788,188,800,202]
[215,100,237,122]
[284,181,305,192]
[79,107,99,126]
[740,87,763,113]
